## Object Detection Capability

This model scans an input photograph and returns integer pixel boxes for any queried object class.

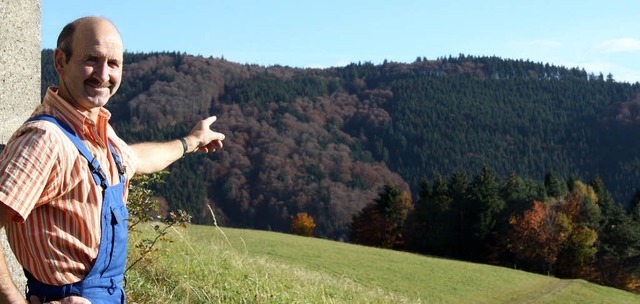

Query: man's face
[56,19,124,113]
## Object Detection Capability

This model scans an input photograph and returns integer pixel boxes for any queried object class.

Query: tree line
[350,167,640,292]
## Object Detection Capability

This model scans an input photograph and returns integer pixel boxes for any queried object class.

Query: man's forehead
[72,19,123,49]
[73,33,123,58]
[74,41,124,60]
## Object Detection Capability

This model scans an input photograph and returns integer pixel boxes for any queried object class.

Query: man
[0,16,225,303]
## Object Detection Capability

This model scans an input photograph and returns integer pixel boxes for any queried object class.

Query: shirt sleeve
[0,123,62,222]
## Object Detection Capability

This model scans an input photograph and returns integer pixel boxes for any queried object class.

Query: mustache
[85,78,113,88]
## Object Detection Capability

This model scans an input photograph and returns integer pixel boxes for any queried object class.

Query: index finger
[202,116,218,127]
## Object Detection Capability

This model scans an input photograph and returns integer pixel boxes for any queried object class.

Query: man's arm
[131,116,225,174]
[0,204,27,303]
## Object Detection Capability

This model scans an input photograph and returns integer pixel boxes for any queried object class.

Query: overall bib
[24,115,129,304]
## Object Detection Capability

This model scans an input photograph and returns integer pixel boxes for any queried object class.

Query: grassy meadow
[126,223,640,303]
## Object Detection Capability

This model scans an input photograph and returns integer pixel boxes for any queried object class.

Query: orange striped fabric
[0,87,137,285]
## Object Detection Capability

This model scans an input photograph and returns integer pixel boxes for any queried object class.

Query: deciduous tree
[508,200,570,274]
[289,212,316,237]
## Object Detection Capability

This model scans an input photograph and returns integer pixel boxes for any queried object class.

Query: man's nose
[92,61,111,84]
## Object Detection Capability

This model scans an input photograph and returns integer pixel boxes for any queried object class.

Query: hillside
[40,50,640,240]
[126,223,640,303]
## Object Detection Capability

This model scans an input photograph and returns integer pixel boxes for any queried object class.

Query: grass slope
[126,223,640,303]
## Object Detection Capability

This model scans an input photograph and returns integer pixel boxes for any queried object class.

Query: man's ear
[53,48,66,76]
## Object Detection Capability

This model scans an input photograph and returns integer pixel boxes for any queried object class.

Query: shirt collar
[40,87,112,133]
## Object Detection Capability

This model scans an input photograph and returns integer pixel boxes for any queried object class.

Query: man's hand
[132,115,226,174]
[184,116,225,154]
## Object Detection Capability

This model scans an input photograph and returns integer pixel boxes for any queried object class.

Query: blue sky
[42,0,640,83]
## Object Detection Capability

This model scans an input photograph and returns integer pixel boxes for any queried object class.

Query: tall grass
[126,224,412,303]
[126,223,640,304]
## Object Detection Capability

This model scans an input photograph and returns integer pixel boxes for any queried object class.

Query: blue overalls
[24,115,129,303]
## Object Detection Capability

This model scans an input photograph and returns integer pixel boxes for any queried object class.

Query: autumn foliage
[508,201,570,274]
[505,180,603,277]
[289,212,316,237]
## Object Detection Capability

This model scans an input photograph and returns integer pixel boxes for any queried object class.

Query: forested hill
[41,50,640,239]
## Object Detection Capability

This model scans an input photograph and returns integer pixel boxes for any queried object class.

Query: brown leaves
[508,201,570,267]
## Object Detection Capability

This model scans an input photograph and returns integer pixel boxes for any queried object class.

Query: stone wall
[0,0,42,290]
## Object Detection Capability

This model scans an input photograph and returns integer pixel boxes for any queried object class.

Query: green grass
[126,223,640,303]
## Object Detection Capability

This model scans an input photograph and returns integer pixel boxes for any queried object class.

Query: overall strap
[27,114,110,188]
[109,142,126,183]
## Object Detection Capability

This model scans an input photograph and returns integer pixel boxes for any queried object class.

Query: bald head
[57,17,122,63]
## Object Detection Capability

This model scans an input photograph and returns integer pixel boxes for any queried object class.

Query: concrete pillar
[0,0,41,290]
[0,1,41,142]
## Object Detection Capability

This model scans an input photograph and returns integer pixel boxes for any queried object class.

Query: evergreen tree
[448,170,469,258]
[351,184,413,249]
[628,187,640,222]
[466,165,505,261]
[592,177,640,289]
[424,175,455,256]
[403,178,431,253]
[501,172,537,216]
[596,201,640,289]
[544,171,567,198]
[377,184,413,249]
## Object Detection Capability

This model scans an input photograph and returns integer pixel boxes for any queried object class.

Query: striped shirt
[0,87,137,285]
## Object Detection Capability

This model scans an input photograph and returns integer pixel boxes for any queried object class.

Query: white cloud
[594,38,640,53]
